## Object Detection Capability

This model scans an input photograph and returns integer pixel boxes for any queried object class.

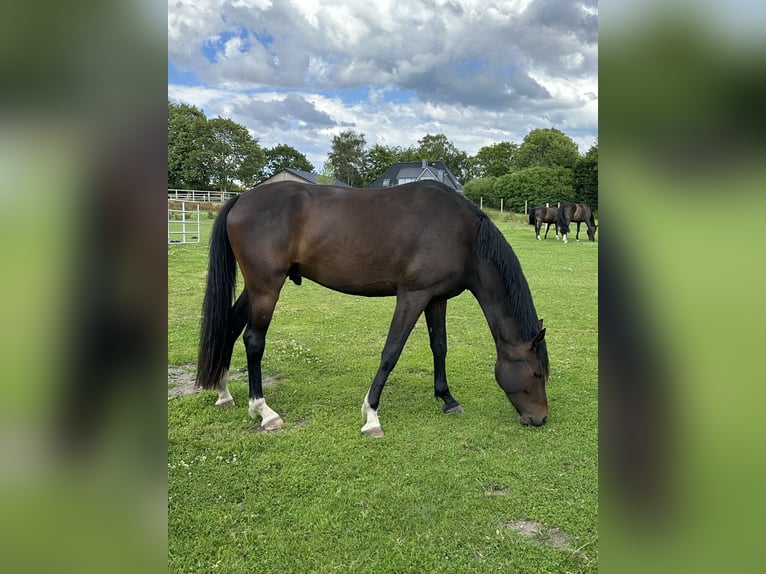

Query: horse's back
[228,181,477,297]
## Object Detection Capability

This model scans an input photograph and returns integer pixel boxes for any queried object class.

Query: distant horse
[528,206,559,240]
[557,202,597,243]
[196,181,549,437]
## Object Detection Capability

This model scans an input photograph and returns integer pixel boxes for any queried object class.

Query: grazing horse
[528,205,559,240]
[196,181,549,437]
[557,201,597,243]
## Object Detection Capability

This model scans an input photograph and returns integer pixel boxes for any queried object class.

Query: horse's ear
[530,328,546,350]
[538,318,544,329]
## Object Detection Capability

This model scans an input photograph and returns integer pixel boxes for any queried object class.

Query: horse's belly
[299,263,399,297]
[299,257,464,299]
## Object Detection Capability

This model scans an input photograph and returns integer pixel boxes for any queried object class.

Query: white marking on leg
[249,398,283,430]
[562,234,568,243]
[361,394,384,437]
[536,235,541,240]
[215,370,235,407]
[215,387,234,406]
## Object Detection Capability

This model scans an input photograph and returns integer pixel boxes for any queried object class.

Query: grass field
[168,206,598,573]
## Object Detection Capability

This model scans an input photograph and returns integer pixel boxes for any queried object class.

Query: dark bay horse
[196,181,549,436]
[528,205,559,240]
[557,201,597,243]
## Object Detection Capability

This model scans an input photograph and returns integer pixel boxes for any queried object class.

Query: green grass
[168,208,598,573]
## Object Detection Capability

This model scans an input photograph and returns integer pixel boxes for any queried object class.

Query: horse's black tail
[528,210,535,225]
[557,202,571,235]
[196,195,241,390]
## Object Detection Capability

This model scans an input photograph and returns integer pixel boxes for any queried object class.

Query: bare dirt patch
[505,518,593,563]
[168,364,200,398]
[483,483,509,496]
[168,365,281,398]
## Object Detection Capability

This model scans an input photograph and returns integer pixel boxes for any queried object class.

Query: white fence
[168,200,200,245]
[168,189,238,203]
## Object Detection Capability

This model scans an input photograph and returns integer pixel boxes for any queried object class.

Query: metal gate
[168,200,200,244]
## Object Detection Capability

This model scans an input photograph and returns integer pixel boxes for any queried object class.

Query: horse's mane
[473,216,542,340]
[427,188,549,372]
[471,213,549,374]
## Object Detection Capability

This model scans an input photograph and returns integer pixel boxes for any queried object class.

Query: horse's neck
[469,259,524,348]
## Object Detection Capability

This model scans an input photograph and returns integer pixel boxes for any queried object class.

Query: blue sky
[168,0,598,171]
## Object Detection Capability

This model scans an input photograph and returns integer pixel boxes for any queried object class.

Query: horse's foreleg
[535,222,541,240]
[215,290,250,407]
[576,222,581,241]
[243,289,283,431]
[362,291,430,437]
[555,224,559,240]
[425,299,462,414]
[544,223,551,239]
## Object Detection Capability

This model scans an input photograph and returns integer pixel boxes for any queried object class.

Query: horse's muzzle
[520,414,548,426]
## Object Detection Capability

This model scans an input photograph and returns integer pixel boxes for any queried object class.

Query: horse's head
[495,328,549,426]
[587,224,597,241]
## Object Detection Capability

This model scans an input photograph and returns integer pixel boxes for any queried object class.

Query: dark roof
[283,168,350,187]
[370,160,463,192]
[257,168,351,187]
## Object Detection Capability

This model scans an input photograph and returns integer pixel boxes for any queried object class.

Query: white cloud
[168,0,598,168]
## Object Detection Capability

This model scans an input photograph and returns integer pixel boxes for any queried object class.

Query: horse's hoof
[261,417,283,431]
[215,398,236,408]
[444,404,464,414]
[361,426,384,438]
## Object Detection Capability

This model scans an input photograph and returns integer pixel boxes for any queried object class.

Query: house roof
[283,168,351,187]
[370,160,463,192]
[257,167,351,188]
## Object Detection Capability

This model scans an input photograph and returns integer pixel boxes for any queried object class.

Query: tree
[514,128,580,170]
[328,130,367,187]
[262,144,314,180]
[168,101,213,189]
[573,139,598,210]
[207,118,265,191]
[363,144,402,186]
[317,160,335,184]
[471,141,518,178]
[415,133,469,182]
[494,166,575,212]
[463,177,498,207]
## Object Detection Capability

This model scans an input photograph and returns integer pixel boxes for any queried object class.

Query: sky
[168,0,598,172]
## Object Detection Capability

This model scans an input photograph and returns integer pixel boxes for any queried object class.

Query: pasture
[168,207,598,573]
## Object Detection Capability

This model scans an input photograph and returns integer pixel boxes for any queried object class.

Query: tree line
[169,101,598,210]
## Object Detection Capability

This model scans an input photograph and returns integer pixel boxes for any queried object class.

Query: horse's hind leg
[544,223,551,239]
[576,222,581,241]
[425,299,462,414]
[214,290,250,407]
[243,286,283,431]
[535,222,542,240]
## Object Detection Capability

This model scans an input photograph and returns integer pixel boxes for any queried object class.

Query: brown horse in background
[196,181,549,437]
[557,201,597,243]
[528,205,559,240]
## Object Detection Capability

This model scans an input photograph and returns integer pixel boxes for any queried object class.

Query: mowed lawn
[168,206,598,573]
